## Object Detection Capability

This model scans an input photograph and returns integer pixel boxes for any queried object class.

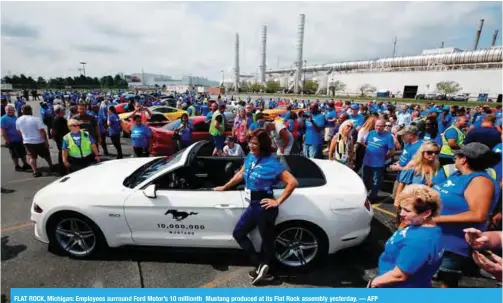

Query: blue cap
[351,104,359,110]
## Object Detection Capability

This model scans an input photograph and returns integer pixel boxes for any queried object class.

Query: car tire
[47,212,107,259]
[274,221,328,272]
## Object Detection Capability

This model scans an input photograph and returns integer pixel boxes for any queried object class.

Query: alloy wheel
[54,218,96,257]
[275,226,319,267]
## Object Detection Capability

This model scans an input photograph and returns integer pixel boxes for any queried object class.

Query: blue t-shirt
[325,109,337,128]
[348,114,365,128]
[422,132,442,146]
[399,168,436,186]
[174,120,193,143]
[131,124,152,148]
[0,115,23,142]
[201,105,210,116]
[398,140,423,167]
[249,121,264,131]
[244,154,286,196]
[205,112,214,123]
[492,143,502,183]
[377,225,444,288]
[62,132,96,150]
[364,130,394,168]
[433,171,500,256]
[437,113,453,134]
[472,113,487,128]
[108,113,121,136]
[304,113,326,145]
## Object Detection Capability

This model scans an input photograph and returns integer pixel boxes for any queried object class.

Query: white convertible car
[31,141,373,270]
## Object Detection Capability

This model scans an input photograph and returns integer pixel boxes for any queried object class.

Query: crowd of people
[1,90,502,287]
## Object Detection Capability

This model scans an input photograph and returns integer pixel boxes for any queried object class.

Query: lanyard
[246,157,263,186]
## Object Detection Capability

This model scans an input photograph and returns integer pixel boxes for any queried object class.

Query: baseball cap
[225,136,235,143]
[351,104,359,110]
[452,142,492,160]
[397,125,418,136]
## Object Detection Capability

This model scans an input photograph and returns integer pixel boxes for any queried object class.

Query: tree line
[1,74,129,90]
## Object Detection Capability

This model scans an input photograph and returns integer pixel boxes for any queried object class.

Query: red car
[115,103,130,114]
[151,116,232,156]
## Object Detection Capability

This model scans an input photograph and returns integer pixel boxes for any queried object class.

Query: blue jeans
[303,144,322,159]
[362,165,385,202]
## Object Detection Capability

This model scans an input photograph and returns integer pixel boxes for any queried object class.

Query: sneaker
[252,264,274,285]
[33,172,42,178]
[14,165,22,172]
[21,164,31,170]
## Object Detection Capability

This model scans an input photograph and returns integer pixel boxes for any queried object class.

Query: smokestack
[492,29,499,47]
[392,36,397,57]
[260,25,267,87]
[294,14,305,94]
[234,33,240,91]
[441,41,444,48]
[474,18,484,50]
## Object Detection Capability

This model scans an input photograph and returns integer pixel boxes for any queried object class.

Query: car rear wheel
[274,221,328,271]
[47,213,106,258]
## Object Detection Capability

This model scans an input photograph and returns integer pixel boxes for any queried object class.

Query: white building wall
[331,69,502,98]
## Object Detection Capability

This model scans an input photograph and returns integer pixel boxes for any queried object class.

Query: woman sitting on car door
[214,129,298,285]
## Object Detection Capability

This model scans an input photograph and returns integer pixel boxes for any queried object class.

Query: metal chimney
[234,33,240,92]
[260,25,267,87]
[474,18,484,50]
[294,14,305,94]
[492,29,499,47]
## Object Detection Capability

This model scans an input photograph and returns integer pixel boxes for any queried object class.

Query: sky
[1,1,502,81]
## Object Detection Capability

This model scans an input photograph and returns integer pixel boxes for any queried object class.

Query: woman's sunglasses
[385,124,392,127]
[424,150,440,155]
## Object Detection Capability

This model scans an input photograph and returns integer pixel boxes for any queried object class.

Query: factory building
[267,46,502,100]
[126,73,219,90]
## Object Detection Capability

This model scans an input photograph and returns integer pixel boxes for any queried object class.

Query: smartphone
[479,250,497,263]
[468,233,477,245]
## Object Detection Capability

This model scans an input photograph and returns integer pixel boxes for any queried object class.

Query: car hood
[36,157,155,196]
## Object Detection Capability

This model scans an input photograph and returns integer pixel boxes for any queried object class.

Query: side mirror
[143,184,157,198]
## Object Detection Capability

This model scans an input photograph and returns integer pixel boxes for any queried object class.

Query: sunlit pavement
[0,100,498,298]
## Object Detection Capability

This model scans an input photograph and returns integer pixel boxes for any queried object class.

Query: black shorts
[8,141,27,159]
[24,143,50,159]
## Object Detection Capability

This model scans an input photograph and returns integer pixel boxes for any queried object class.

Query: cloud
[0,1,501,81]
[1,22,39,38]
[73,44,121,54]
[92,22,142,39]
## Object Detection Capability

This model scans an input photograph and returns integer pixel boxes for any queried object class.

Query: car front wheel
[47,214,106,258]
[274,222,328,271]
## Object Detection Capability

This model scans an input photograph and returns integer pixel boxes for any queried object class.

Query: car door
[124,168,246,248]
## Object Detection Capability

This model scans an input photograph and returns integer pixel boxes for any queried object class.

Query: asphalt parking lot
[0,100,497,299]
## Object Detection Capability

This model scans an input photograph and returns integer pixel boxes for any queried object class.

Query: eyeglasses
[69,124,80,127]
[424,151,440,155]
[385,124,392,127]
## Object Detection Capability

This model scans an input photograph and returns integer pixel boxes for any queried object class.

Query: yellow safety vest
[64,131,93,158]
[442,164,497,181]
[440,126,465,157]
[209,111,224,136]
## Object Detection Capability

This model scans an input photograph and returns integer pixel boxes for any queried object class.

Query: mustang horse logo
[165,209,198,221]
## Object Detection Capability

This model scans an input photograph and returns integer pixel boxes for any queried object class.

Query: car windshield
[123,150,185,188]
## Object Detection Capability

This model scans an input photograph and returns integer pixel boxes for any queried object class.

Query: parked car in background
[121,112,171,135]
[150,115,233,156]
